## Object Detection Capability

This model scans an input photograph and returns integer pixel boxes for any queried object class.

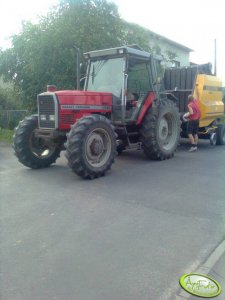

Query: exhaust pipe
[73,45,81,90]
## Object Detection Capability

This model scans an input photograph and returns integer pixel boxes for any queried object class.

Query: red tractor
[13,45,180,179]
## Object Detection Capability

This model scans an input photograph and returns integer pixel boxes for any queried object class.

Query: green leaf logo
[179,273,222,298]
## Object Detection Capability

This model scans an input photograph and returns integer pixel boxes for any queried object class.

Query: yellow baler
[194,74,224,128]
[164,63,225,145]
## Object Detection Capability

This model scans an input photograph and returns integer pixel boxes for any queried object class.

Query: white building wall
[148,37,190,67]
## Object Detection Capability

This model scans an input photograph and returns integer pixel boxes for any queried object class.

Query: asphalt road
[1,140,225,300]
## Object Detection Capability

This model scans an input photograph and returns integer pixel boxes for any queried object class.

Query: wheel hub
[86,133,105,161]
[159,118,169,140]
[90,138,104,156]
[85,128,112,168]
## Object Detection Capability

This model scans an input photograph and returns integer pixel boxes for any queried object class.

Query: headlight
[49,115,55,121]
[40,115,46,121]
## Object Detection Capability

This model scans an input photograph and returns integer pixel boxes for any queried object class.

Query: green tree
[0,77,20,110]
[121,22,153,52]
[0,0,176,112]
[0,0,124,111]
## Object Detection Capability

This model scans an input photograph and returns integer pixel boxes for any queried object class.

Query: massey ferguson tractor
[13,45,225,179]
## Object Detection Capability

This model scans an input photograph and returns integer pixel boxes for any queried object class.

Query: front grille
[38,94,57,128]
[60,114,74,125]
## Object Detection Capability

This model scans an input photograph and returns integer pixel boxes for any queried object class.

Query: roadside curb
[177,239,225,299]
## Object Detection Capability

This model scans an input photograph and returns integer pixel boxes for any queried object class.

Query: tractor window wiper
[91,60,108,84]
[91,65,95,84]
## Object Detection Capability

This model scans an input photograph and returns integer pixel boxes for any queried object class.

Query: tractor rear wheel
[13,115,61,168]
[65,114,117,179]
[216,124,225,145]
[140,99,180,160]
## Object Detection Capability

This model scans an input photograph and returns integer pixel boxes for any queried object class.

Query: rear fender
[136,92,156,125]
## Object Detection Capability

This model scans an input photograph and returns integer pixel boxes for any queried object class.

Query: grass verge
[0,128,14,144]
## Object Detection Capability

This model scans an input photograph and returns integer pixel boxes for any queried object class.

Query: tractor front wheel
[140,99,180,160]
[13,115,61,168]
[65,114,117,179]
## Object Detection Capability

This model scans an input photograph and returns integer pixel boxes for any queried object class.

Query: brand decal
[61,105,111,110]
[179,273,222,298]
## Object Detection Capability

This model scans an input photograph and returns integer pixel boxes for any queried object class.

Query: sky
[0,0,224,84]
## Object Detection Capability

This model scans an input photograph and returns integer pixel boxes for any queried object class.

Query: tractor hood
[54,90,112,107]
[37,90,113,131]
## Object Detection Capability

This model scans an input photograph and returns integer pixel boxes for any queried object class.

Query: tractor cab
[84,45,162,124]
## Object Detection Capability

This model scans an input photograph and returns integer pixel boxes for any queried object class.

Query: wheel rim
[158,113,178,150]
[85,128,112,168]
[210,132,217,146]
[29,132,56,159]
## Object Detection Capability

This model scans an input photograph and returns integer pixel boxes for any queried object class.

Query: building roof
[148,29,193,52]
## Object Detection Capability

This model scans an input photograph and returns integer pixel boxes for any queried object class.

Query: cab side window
[127,61,153,99]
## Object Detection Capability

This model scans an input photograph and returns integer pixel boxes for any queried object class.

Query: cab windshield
[86,57,125,98]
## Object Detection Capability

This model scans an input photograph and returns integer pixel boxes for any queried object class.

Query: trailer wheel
[216,124,225,145]
[210,132,217,146]
[140,99,180,160]
[65,114,117,179]
[13,115,61,168]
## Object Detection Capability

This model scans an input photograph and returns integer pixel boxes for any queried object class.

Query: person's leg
[187,121,197,151]
[188,133,195,145]
[187,122,195,145]
[194,134,198,146]
[193,120,199,147]
[188,133,197,151]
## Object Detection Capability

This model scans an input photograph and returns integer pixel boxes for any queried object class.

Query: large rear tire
[216,124,225,145]
[65,114,117,179]
[140,99,180,160]
[13,115,61,168]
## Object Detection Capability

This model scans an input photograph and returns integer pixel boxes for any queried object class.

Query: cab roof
[84,45,151,60]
